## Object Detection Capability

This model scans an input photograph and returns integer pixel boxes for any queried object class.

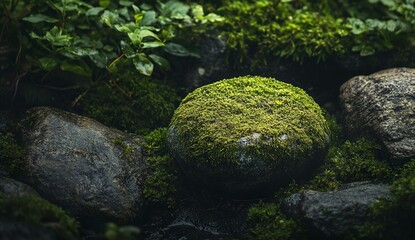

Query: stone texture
[19,107,148,223]
[281,182,391,238]
[0,176,39,197]
[340,68,415,161]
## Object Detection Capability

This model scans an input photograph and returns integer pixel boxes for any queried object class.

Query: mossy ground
[142,128,178,207]
[0,194,80,240]
[246,115,412,240]
[0,132,24,174]
[81,75,180,135]
[170,76,330,167]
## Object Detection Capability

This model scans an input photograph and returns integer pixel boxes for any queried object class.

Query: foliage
[213,0,415,65]
[248,202,304,240]
[355,159,415,239]
[0,0,222,105]
[0,132,24,174]
[104,223,140,240]
[217,0,349,64]
[142,128,178,207]
[81,74,180,135]
[0,194,80,240]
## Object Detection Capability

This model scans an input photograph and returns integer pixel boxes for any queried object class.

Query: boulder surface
[19,107,147,223]
[281,182,391,238]
[340,68,415,161]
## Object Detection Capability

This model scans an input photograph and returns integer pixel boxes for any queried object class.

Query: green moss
[323,111,343,147]
[354,159,415,239]
[170,76,329,167]
[142,129,177,207]
[81,75,180,135]
[0,132,24,174]
[305,138,392,191]
[248,202,304,240]
[143,128,168,156]
[112,135,135,161]
[216,0,350,64]
[0,194,80,240]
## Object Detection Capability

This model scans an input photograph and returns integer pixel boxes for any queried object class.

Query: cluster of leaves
[0,0,222,106]
[0,194,80,240]
[212,0,415,65]
[0,132,24,174]
[2,0,221,76]
[142,128,178,207]
[80,73,180,135]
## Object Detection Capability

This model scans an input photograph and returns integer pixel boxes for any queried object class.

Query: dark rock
[19,107,148,224]
[0,220,59,240]
[281,182,391,238]
[340,68,415,161]
[142,196,251,240]
[184,37,233,92]
[0,176,39,197]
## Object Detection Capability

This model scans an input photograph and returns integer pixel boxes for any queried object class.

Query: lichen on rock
[167,76,330,195]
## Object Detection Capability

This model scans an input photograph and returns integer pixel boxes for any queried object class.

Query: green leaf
[141,41,164,49]
[140,11,157,26]
[149,54,170,71]
[120,0,133,6]
[86,7,104,16]
[99,0,110,8]
[45,27,72,47]
[163,42,193,57]
[361,47,375,56]
[139,29,161,41]
[62,47,99,57]
[132,54,154,76]
[204,13,225,22]
[120,40,136,58]
[23,14,59,23]
[61,61,92,77]
[38,57,58,71]
[191,5,204,19]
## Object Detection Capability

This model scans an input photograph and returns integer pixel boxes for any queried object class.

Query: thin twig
[111,79,134,101]
[70,88,90,108]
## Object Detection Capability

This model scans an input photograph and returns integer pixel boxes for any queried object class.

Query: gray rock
[340,68,415,161]
[19,107,148,223]
[281,182,391,238]
[0,176,39,197]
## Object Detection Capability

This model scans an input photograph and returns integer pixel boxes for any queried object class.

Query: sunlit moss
[169,76,330,167]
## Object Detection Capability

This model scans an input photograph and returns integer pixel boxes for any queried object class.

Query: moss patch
[0,132,24,174]
[355,159,415,239]
[143,128,178,207]
[81,76,180,135]
[169,76,329,167]
[0,194,80,240]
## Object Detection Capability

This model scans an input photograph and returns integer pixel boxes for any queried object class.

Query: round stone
[167,76,330,195]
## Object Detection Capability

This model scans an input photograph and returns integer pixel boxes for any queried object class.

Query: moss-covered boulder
[167,76,330,195]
